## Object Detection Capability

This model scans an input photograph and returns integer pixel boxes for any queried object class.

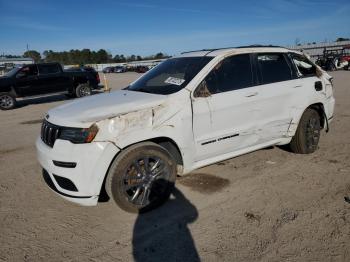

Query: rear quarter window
[290,54,317,77]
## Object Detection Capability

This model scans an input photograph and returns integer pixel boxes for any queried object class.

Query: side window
[290,54,316,77]
[257,53,292,84]
[38,64,60,75]
[16,65,38,78]
[199,54,253,95]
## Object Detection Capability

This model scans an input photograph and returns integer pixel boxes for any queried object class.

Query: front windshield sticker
[164,77,185,86]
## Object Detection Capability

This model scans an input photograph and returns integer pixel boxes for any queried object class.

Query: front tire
[75,83,92,98]
[290,108,321,154]
[0,93,16,110]
[105,142,176,213]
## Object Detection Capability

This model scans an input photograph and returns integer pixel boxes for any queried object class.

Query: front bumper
[36,137,120,206]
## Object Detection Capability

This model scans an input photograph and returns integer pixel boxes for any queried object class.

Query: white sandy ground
[0,71,349,261]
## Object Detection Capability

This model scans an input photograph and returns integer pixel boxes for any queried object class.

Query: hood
[47,90,167,127]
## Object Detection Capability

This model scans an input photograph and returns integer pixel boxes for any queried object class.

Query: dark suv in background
[0,62,101,110]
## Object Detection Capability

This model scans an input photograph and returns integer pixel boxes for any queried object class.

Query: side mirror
[194,80,211,98]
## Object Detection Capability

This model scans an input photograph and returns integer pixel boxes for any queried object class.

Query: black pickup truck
[0,63,101,110]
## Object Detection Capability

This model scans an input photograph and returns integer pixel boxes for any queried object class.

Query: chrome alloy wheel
[122,156,171,207]
[0,94,14,109]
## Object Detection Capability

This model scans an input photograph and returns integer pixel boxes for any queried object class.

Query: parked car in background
[36,46,334,213]
[340,55,350,70]
[102,66,114,73]
[0,62,101,110]
[135,66,149,73]
[315,46,350,71]
[114,66,126,73]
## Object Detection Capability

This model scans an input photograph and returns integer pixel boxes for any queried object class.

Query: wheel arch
[1,86,19,97]
[308,103,326,129]
[288,102,327,137]
[73,78,90,88]
[98,136,184,201]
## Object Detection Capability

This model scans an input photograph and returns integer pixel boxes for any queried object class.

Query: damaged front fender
[93,101,185,147]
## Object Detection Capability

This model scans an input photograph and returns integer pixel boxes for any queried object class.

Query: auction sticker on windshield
[164,77,185,86]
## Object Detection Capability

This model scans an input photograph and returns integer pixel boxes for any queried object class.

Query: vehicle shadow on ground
[132,187,200,262]
[15,90,104,109]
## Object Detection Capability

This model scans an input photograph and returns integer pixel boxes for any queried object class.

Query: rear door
[251,52,301,143]
[192,54,261,161]
[289,53,324,95]
[37,64,67,94]
[289,53,329,122]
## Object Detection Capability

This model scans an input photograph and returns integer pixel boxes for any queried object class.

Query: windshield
[127,57,213,95]
[3,67,21,77]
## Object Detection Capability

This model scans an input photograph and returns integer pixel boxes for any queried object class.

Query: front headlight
[59,124,99,144]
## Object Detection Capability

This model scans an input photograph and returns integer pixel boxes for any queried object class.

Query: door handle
[293,84,302,88]
[245,92,258,97]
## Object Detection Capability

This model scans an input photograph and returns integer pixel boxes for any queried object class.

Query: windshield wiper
[123,86,152,93]
[133,88,152,94]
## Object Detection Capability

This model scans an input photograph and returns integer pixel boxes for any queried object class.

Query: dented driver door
[192,87,261,162]
[191,54,261,162]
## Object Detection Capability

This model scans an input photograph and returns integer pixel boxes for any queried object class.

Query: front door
[192,54,261,161]
[14,65,39,96]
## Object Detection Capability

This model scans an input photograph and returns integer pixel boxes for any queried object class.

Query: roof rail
[181,49,217,54]
[181,45,286,54]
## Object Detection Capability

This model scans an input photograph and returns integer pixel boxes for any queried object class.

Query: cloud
[0,16,67,31]
[116,1,226,15]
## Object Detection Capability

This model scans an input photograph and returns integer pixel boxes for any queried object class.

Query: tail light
[96,73,100,83]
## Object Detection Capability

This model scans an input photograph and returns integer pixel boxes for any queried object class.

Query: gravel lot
[0,71,349,262]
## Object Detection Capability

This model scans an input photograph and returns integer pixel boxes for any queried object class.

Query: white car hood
[47,90,167,127]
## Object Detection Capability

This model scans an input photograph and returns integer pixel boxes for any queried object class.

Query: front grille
[41,120,61,147]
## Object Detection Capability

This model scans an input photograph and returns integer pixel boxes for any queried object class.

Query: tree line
[20,49,170,64]
[3,37,349,63]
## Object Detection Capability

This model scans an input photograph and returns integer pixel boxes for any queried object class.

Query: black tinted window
[291,54,316,77]
[203,54,253,94]
[257,53,292,84]
[38,64,60,74]
[17,65,38,77]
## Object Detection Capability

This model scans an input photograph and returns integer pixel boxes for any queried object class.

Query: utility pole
[26,44,29,51]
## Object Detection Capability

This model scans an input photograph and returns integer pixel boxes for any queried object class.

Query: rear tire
[75,83,92,98]
[0,93,16,110]
[289,108,321,154]
[105,142,176,213]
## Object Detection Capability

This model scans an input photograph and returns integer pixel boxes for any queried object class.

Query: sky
[0,0,349,56]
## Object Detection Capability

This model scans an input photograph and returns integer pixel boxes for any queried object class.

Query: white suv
[36,46,335,212]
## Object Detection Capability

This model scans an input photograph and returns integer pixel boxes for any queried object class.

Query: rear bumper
[94,84,104,90]
[36,137,120,206]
